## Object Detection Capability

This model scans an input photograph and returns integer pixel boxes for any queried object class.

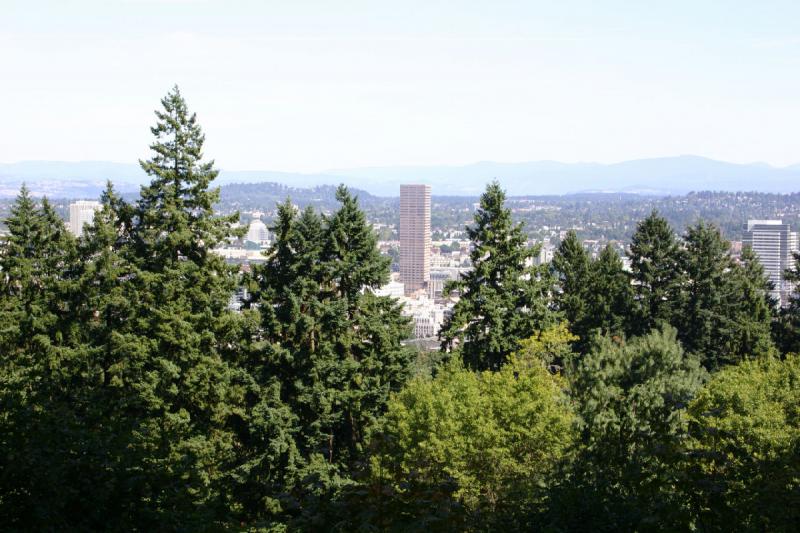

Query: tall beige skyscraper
[399,184,431,296]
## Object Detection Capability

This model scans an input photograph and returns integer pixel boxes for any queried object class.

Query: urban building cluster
[378,184,464,341]
[214,213,273,263]
[61,199,798,343]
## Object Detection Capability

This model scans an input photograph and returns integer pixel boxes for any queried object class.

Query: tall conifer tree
[249,187,413,520]
[680,222,775,369]
[0,187,82,528]
[118,86,247,525]
[439,181,556,370]
[583,244,634,341]
[731,245,775,359]
[774,249,800,354]
[628,211,685,335]
[680,221,736,368]
[551,230,590,338]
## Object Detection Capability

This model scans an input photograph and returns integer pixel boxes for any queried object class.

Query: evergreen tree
[0,188,76,347]
[42,184,150,529]
[680,221,737,368]
[732,245,776,359]
[0,188,83,528]
[322,185,390,306]
[254,201,325,354]
[551,230,590,339]
[0,185,40,351]
[583,244,634,341]
[116,86,247,526]
[0,186,49,526]
[39,198,79,341]
[556,327,706,531]
[628,211,685,335]
[249,187,413,522]
[776,251,800,354]
[680,223,775,369]
[439,181,556,370]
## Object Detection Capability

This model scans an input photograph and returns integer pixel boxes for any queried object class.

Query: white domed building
[246,219,270,246]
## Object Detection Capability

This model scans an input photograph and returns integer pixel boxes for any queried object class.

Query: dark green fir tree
[439,181,556,371]
[680,221,775,369]
[583,244,634,341]
[551,230,590,339]
[0,187,81,528]
[120,86,248,527]
[628,211,685,335]
[248,187,413,523]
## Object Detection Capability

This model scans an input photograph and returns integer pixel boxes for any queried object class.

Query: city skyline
[1,5,797,530]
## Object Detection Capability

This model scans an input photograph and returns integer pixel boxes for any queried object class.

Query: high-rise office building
[743,220,798,307]
[68,200,102,236]
[400,184,431,296]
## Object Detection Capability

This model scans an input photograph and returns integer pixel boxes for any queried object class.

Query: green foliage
[440,181,557,370]
[730,245,777,359]
[680,222,776,370]
[0,186,83,528]
[0,87,254,529]
[582,244,634,341]
[629,211,686,335]
[554,237,635,349]
[372,354,576,527]
[556,327,707,530]
[247,186,414,523]
[515,321,577,369]
[1,90,797,531]
[558,217,774,372]
[115,86,249,526]
[777,251,800,354]
[685,355,800,531]
[551,230,591,334]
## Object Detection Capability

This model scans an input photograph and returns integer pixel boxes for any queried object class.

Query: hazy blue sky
[2,0,799,171]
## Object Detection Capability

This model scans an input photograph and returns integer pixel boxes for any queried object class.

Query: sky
[1,0,799,172]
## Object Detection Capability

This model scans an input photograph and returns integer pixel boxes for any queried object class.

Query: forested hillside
[218,182,387,213]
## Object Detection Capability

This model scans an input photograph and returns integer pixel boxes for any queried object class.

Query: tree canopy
[1,87,797,531]
[439,181,557,370]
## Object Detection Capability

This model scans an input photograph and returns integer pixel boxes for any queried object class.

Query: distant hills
[219,182,384,211]
[1,156,799,198]
[328,156,800,196]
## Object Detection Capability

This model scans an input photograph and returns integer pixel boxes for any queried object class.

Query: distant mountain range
[1,156,799,198]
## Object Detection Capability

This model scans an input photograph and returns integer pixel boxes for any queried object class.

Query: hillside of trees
[217,182,388,214]
[1,88,799,531]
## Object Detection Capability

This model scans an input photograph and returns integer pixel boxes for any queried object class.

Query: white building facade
[246,219,270,246]
[743,220,798,307]
[68,200,102,236]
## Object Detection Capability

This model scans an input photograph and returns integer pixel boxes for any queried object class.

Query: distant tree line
[1,88,798,531]
[333,190,800,244]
